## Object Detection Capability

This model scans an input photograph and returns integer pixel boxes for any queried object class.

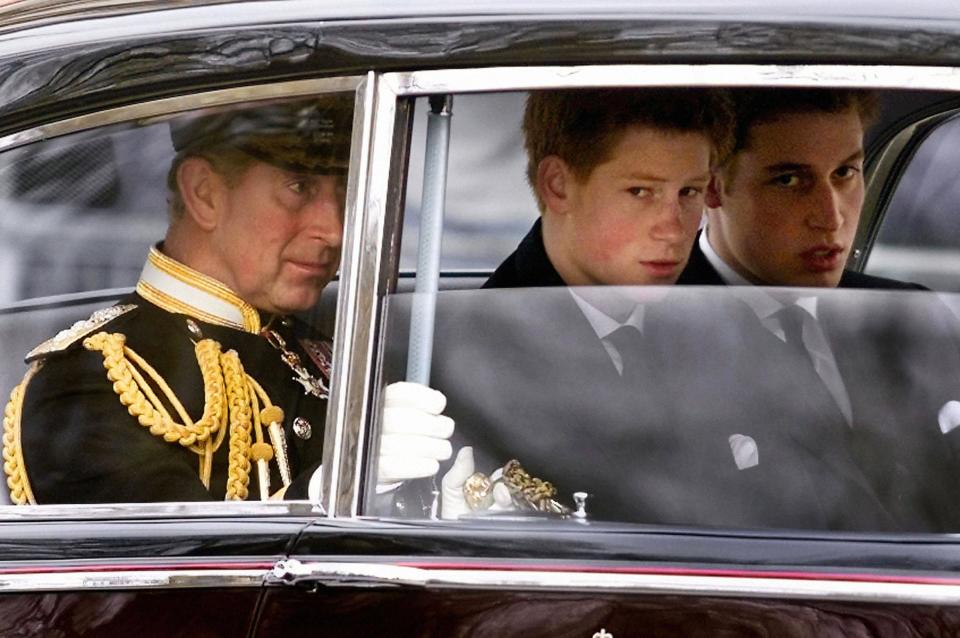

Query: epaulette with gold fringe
[25,304,137,363]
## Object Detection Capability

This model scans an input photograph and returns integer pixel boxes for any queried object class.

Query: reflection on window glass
[868,114,960,291]
[401,93,537,272]
[1,93,354,506]
[377,286,960,533]
[378,87,960,533]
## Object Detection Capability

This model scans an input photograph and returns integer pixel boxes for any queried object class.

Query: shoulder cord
[3,364,39,505]
[2,332,288,504]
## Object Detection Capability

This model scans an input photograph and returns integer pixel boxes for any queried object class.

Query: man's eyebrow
[620,171,711,182]
[763,150,864,174]
[763,162,810,174]
[842,149,865,163]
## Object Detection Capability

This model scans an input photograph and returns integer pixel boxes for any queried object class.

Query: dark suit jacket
[677,232,927,291]
[406,221,930,530]
[676,232,960,530]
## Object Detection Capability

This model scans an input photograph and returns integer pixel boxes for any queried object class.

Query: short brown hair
[726,88,880,161]
[166,146,253,219]
[523,88,734,211]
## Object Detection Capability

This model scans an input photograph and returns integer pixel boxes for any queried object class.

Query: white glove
[377,381,454,485]
[440,446,513,520]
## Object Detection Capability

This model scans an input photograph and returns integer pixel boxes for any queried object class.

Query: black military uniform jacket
[4,247,330,504]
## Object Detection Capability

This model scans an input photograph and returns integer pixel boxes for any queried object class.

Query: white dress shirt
[699,229,854,425]
[570,290,645,376]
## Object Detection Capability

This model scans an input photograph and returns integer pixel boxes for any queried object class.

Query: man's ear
[537,155,574,216]
[705,171,724,209]
[177,156,223,231]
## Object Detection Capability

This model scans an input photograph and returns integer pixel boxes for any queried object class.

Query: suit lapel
[676,233,726,286]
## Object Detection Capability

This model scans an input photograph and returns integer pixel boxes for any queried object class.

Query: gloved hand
[377,381,454,485]
[440,446,513,520]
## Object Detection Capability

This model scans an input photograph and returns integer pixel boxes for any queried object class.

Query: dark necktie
[773,303,851,435]
[605,324,650,384]
[776,303,815,368]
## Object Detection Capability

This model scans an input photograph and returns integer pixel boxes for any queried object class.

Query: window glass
[1,91,356,506]
[400,93,536,272]
[866,113,960,291]
[371,86,960,534]
[379,285,960,532]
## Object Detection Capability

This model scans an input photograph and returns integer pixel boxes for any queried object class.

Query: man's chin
[781,270,844,289]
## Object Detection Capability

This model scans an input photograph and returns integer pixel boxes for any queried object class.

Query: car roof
[2,0,960,30]
[1,0,960,138]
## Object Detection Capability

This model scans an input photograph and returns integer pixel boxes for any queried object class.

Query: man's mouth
[639,260,681,277]
[798,245,845,273]
[287,260,333,276]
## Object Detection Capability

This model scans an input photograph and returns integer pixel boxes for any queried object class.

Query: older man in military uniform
[3,95,452,504]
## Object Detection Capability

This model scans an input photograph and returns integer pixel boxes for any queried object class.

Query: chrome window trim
[0,567,267,593]
[0,500,321,520]
[272,559,960,606]
[0,76,364,154]
[325,73,401,517]
[323,71,381,517]
[385,64,960,95]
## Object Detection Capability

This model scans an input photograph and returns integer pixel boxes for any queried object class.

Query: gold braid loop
[222,350,253,501]
[3,368,38,506]
[84,333,229,452]
[81,331,282,501]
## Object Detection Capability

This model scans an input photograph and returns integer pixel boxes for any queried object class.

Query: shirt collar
[136,245,261,333]
[700,224,818,319]
[570,289,645,340]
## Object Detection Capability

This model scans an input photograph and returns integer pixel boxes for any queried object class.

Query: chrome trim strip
[0,76,364,153]
[271,559,960,605]
[0,568,265,593]
[324,71,392,517]
[0,500,322,520]
[385,64,960,95]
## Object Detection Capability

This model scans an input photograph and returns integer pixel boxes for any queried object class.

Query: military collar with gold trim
[136,246,261,334]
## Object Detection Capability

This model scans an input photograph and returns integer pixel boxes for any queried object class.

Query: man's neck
[701,225,755,286]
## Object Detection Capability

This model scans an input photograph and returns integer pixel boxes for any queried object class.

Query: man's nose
[807,182,844,231]
[650,198,686,241]
[304,182,344,247]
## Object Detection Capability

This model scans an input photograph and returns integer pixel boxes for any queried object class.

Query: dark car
[2,0,960,636]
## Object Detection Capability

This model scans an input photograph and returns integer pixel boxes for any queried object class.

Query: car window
[400,93,537,272]
[866,112,960,291]
[0,88,358,507]
[368,84,960,533]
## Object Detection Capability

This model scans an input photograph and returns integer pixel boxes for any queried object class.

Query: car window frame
[355,62,960,520]
[0,74,367,521]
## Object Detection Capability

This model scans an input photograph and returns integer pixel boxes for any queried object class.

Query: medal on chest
[262,328,330,400]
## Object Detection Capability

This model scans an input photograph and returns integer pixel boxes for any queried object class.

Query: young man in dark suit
[676,89,960,531]
[679,89,915,291]
[436,88,751,522]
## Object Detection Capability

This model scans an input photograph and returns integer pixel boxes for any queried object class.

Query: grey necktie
[605,324,650,383]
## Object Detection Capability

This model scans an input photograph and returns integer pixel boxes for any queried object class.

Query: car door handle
[269,558,429,588]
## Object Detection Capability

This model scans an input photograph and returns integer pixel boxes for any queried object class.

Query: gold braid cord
[3,365,39,505]
[79,332,280,501]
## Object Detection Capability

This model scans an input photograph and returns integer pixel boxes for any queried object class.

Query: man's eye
[287,179,309,195]
[834,165,862,180]
[627,186,653,198]
[771,174,801,187]
[679,186,704,198]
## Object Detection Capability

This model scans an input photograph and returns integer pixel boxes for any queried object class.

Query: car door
[0,64,372,634]
[260,65,960,636]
